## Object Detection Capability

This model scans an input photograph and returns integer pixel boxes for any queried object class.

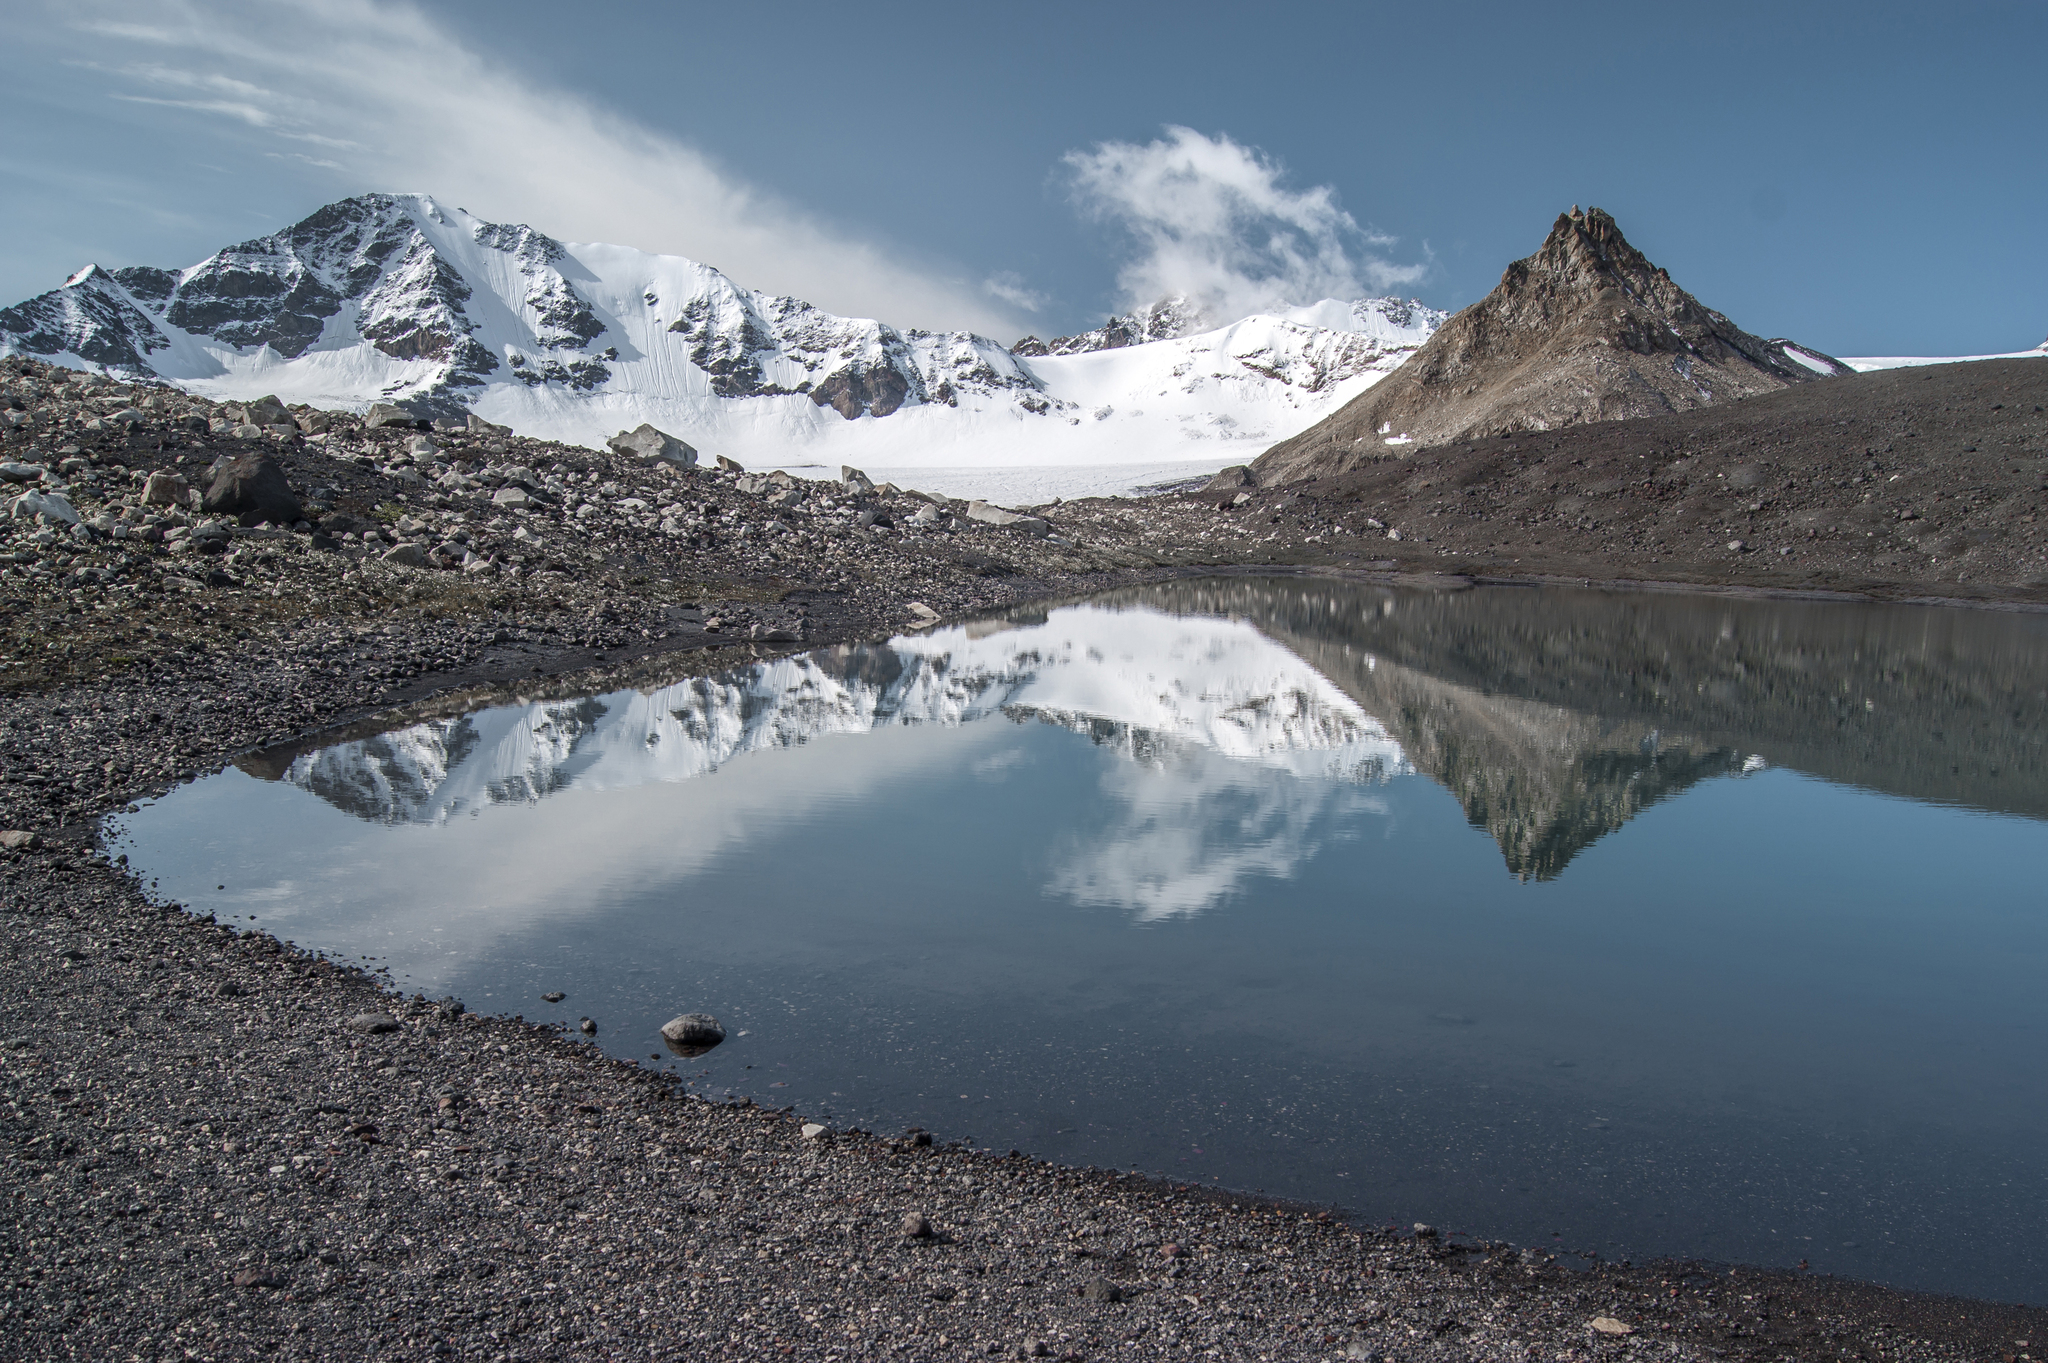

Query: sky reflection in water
[110,580,2048,1304]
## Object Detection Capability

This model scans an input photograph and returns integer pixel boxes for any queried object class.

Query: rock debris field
[4,353,2047,1359]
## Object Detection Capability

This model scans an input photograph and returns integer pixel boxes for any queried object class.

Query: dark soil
[1223,358,2048,607]
[5,353,2047,1359]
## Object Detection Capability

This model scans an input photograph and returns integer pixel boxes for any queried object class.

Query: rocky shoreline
[5,355,2046,1360]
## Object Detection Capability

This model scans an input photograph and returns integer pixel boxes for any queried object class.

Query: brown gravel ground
[5,354,2048,1360]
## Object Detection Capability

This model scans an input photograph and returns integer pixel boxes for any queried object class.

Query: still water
[109,578,2048,1303]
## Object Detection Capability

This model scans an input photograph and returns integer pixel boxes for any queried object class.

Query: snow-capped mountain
[277,604,1407,828]
[0,193,1443,483]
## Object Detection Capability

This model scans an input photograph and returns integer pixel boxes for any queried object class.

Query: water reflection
[241,578,2048,887]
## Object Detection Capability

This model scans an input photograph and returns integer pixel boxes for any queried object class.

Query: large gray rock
[1204,465,1253,491]
[965,501,1050,537]
[363,403,417,429]
[660,1012,725,1057]
[607,424,697,468]
[202,452,302,525]
[141,471,189,507]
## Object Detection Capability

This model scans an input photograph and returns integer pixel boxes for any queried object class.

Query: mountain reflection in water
[239,578,2048,884]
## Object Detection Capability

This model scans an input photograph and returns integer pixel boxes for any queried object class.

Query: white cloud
[51,0,1026,336]
[983,271,1050,314]
[1064,126,1427,322]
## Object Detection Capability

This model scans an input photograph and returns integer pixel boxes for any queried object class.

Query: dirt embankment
[1211,357,2048,606]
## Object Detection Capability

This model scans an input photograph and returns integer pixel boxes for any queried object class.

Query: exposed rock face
[1252,207,1851,485]
[1013,297,1209,356]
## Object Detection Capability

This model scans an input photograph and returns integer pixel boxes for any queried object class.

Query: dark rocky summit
[1253,207,1851,485]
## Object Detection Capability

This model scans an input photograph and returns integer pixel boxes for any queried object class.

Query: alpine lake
[107,577,2048,1305]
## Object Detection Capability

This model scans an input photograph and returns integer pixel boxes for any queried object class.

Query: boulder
[715,455,744,473]
[491,486,532,508]
[381,543,427,568]
[841,466,876,495]
[141,470,189,507]
[607,423,697,468]
[7,490,79,525]
[363,403,417,429]
[0,462,46,483]
[965,501,1051,537]
[660,1012,725,1057]
[466,413,510,435]
[1204,465,1253,491]
[202,453,303,525]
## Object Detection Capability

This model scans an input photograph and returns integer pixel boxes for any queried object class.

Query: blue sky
[7,0,2043,355]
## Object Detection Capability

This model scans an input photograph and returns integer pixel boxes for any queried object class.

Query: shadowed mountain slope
[1252,207,1849,485]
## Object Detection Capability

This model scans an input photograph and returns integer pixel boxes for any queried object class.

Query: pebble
[1082,1276,1123,1303]
[578,1017,597,1035]
[900,1212,935,1239]
[348,1012,401,1034]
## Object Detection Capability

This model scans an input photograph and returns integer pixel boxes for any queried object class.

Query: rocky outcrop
[1251,207,1851,485]
[1012,297,1209,356]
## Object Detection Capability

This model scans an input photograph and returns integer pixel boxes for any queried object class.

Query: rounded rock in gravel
[801,1122,828,1140]
[660,1012,724,1057]
[1082,1276,1123,1303]
[348,1012,401,1034]
[578,1017,597,1035]
[900,1212,934,1239]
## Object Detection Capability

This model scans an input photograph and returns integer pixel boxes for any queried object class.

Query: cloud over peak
[1064,126,1426,322]
[51,0,1023,336]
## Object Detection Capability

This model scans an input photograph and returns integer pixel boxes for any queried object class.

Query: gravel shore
[5,356,2046,1359]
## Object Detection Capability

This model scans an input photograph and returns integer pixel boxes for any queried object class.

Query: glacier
[0,194,1444,498]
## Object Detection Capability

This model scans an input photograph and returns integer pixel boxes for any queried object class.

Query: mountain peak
[1250,206,1851,485]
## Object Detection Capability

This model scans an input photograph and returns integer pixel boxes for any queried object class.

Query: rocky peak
[1013,296,1209,357]
[1251,206,1850,485]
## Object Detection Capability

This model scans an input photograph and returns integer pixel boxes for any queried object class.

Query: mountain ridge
[0,193,1445,480]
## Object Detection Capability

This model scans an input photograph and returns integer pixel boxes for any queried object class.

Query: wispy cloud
[982,271,1050,314]
[1064,126,1426,321]
[50,0,1026,335]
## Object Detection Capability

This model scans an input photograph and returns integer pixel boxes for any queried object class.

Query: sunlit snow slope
[0,194,1442,489]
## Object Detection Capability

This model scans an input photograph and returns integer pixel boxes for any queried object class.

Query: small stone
[801,1123,828,1140]
[1082,1276,1123,1303]
[542,991,566,1003]
[1727,539,1748,552]
[660,1012,725,1057]
[1160,1242,1188,1259]
[232,1268,283,1289]
[900,1212,934,1239]
[578,1017,597,1035]
[1022,1341,1050,1358]
[1590,1317,1634,1336]
[0,830,38,850]
[348,1012,401,1034]
[1412,1223,1437,1239]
